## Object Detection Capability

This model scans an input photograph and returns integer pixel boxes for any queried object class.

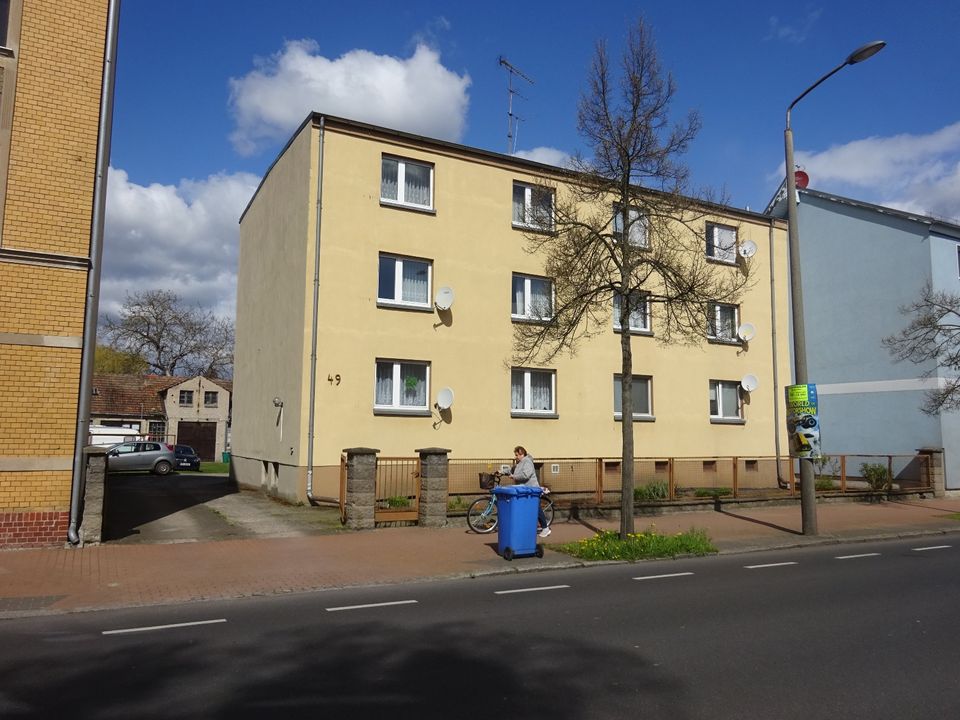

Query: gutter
[306,117,326,504]
[68,0,122,544]
[768,218,783,482]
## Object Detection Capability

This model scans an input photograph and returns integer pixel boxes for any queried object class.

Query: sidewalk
[2,497,960,617]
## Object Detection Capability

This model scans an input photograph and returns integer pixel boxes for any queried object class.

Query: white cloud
[774,121,960,223]
[102,168,261,320]
[228,40,471,155]
[765,9,822,44]
[512,146,572,168]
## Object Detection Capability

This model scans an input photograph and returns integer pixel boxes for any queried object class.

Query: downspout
[306,117,325,504]
[68,0,122,544]
[768,218,783,482]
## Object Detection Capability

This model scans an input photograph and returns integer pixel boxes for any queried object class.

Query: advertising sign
[785,384,821,458]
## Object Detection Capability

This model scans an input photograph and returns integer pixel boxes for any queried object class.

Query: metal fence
[447,453,933,508]
[375,456,421,522]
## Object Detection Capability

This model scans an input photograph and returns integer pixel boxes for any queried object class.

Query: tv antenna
[498,56,534,154]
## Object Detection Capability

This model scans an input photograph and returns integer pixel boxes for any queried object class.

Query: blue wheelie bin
[492,485,544,560]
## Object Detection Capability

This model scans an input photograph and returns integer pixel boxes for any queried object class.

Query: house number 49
[328,374,341,385]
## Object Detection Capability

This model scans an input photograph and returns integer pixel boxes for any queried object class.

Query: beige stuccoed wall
[235,117,793,502]
[232,121,315,493]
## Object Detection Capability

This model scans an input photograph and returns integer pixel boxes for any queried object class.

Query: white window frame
[511,273,554,321]
[374,360,431,414]
[512,181,554,230]
[613,290,651,333]
[380,156,434,210]
[706,222,737,264]
[613,204,648,248]
[510,368,557,416]
[613,374,653,419]
[377,253,433,309]
[709,380,743,420]
[707,302,739,342]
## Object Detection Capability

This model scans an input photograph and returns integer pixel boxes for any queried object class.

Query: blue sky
[103,0,960,319]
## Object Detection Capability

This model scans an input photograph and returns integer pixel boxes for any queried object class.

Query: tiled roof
[91,374,184,417]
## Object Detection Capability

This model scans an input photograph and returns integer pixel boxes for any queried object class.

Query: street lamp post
[784,40,885,536]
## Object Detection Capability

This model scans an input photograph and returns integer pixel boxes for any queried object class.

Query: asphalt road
[1,536,958,718]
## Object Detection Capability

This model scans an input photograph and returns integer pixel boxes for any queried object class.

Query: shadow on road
[102,473,237,542]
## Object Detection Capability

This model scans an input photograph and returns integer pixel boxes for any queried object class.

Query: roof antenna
[498,56,534,155]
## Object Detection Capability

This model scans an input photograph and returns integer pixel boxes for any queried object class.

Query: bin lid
[493,485,543,497]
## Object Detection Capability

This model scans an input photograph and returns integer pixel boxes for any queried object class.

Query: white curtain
[404,163,431,206]
[512,185,526,223]
[399,363,426,406]
[401,260,428,303]
[375,363,393,405]
[530,278,551,318]
[512,276,525,315]
[530,371,552,411]
[718,306,736,338]
[511,370,524,409]
[720,382,740,417]
[381,158,398,201]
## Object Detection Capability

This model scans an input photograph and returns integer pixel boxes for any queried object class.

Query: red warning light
[795,170,809,189]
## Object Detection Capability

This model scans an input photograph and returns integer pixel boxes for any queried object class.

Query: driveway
[102,473,345,544]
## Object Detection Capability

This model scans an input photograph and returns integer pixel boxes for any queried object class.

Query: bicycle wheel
[540,495,555,526]
[467,496,498,533]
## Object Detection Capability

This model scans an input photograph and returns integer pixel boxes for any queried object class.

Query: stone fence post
[917,447,945,498]
[343,447,378,530]
[79,446,108,545]
[416,447,450,528]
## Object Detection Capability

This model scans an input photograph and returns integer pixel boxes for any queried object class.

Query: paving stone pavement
[1,495,959,618]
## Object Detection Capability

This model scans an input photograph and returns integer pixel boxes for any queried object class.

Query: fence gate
[375,457,421,523]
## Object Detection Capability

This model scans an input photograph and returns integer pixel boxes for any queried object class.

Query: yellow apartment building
[0,0,118,546]
[233,114,792,504]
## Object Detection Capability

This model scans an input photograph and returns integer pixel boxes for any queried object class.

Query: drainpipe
[306,117,325,504]
[68,0,122,545]
[768,218,783,482]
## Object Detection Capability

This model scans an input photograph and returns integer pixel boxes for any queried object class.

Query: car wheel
[154,460,172,476]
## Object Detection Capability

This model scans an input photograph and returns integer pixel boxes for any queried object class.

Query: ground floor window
[613,374,652,418]
[375,360,430,413]
[511,368,556,416]
[709,379,742,420]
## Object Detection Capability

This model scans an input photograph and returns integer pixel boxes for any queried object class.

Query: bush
[859,463,890,492]
[815,477,838,491]
[555,528,716,561]
[386,495,411,508]
[634,479,668,501]
[447,496,467,512]
[694,487,732,498]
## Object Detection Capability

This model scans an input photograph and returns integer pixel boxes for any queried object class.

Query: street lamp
[784,40,885,536]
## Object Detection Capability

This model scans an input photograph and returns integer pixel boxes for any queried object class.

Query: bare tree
[512,18,752,537]
[883,282,960,414]
[100,290,234,378]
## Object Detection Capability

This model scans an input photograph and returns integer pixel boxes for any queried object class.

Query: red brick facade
[0,511,70,548]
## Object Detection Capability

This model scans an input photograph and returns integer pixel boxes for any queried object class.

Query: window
[511,368,556,415]
[613,374,652,418]
[179,390,194,407]
[148,421,166,440]
[512,181,553,230]
[381,156,433,210]
[378,254,432,308]
[204,391,219,407]
[709,380,742,420]
[375,360,430,412]
[707,303,739,341]
[613,204,648,247]
[706,222,737,263]
[613,290,650,332]
[511,273,553,320]
[0,0,10,48]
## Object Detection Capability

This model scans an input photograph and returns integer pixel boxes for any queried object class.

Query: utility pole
[498,56,533,154]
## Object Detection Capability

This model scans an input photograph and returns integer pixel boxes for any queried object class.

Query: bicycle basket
[478,473,496,490]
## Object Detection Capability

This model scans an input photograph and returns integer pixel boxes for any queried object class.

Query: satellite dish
[741,374,759,392]
[435,286,455,311]
[435,387,454,410]
[737,322,756,342]
[738,240,758,258]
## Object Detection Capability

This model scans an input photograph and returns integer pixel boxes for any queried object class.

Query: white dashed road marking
[326,600,418,612]
[912,545,951,552]
[744,562,798,570]
[835,553,881,560]
[102,618,227,635]
[494,584,570,595]
[633,572,695,581]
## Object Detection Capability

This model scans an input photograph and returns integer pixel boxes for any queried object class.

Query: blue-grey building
[767,187,960,491]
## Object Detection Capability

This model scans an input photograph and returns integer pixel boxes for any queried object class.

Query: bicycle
[466,472,555,534]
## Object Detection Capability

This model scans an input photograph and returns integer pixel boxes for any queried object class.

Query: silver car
[106,441,176,475]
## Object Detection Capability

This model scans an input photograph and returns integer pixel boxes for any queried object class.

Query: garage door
[177,421,217,461]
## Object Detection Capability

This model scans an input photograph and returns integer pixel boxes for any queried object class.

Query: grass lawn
[198,461,230,474]
[554,527,717,561]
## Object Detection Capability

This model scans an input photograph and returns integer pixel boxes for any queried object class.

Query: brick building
[0,0,119,547]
